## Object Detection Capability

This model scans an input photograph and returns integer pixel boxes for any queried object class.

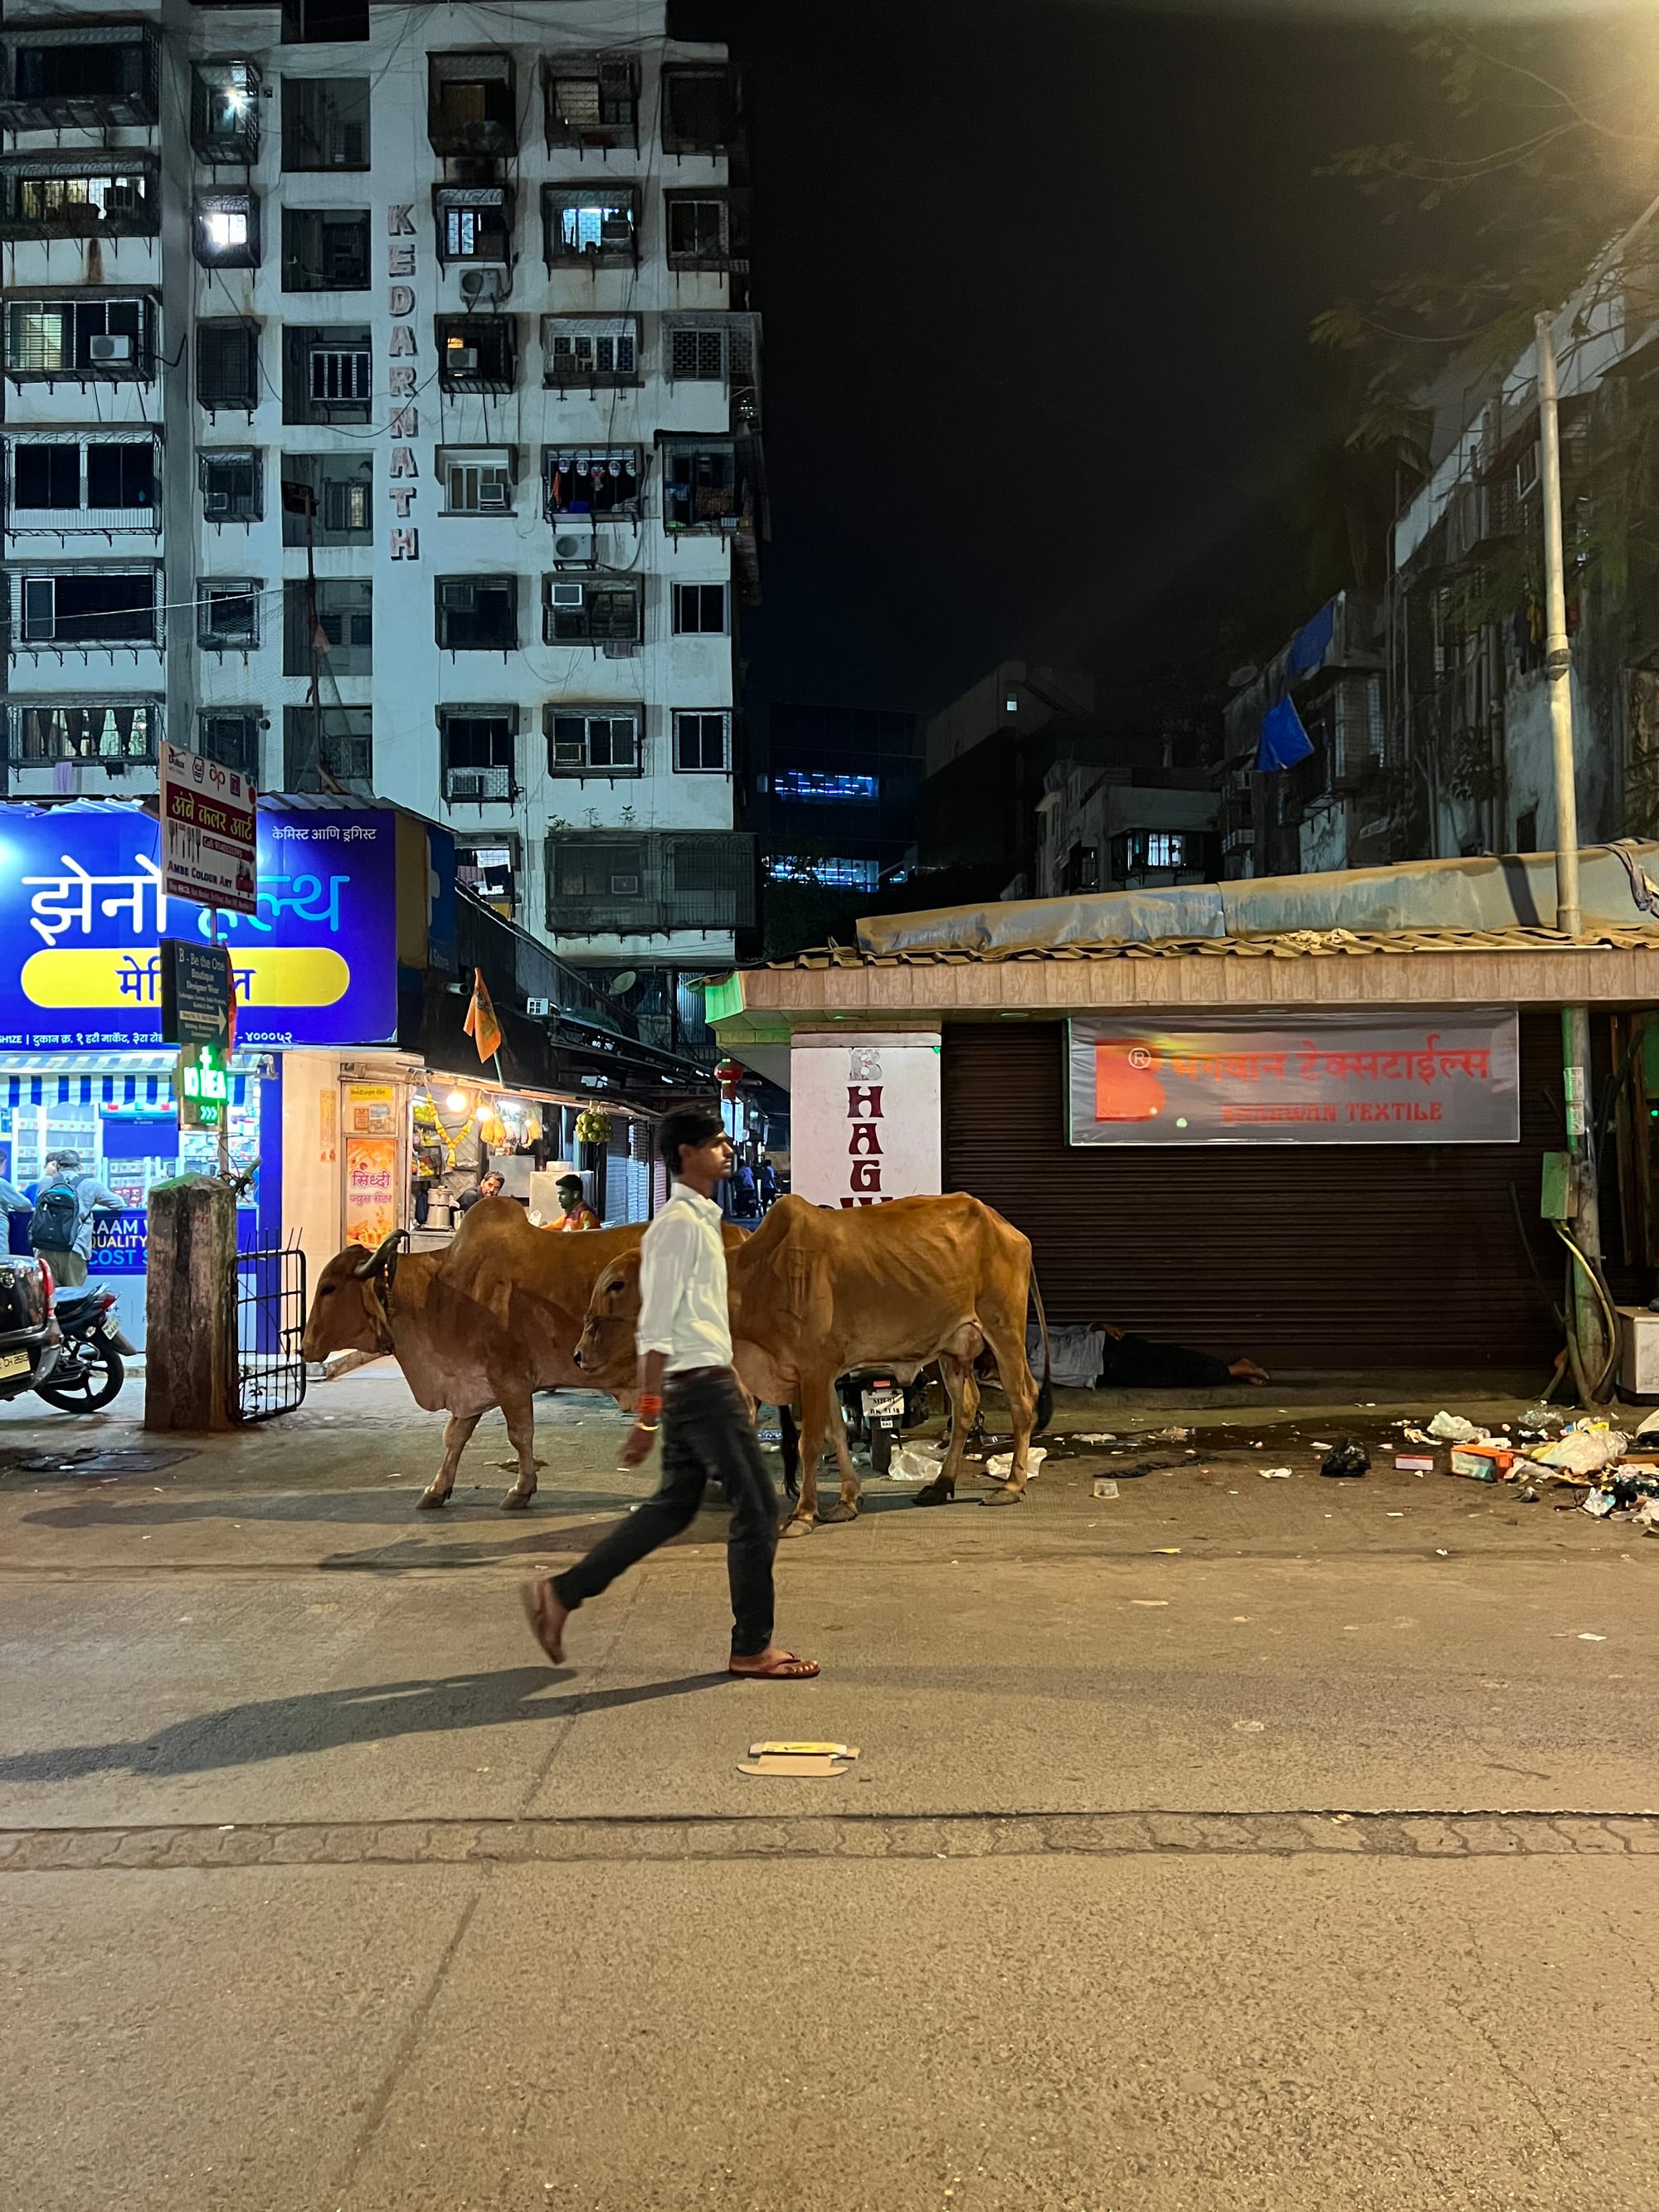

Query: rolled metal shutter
[942,1016,1576,1371]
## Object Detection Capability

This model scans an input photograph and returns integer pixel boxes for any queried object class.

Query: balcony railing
[445,764,513,803]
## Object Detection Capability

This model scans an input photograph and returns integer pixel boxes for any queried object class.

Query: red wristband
[637,1394,663,1423]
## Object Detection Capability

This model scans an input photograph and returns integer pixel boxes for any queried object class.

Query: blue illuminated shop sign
[0,802,398,1050]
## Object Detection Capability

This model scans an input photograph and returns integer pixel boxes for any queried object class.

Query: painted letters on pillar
[387,209,418,559]
[842,1053,888,1206]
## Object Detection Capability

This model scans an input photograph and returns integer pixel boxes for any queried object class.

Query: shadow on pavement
[0,1666,728,1782]
[20,1489,639,1531]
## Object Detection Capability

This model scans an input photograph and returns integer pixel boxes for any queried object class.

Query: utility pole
[1535,307,1606,1393]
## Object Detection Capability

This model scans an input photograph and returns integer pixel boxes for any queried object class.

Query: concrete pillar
[144,1176,237,1432]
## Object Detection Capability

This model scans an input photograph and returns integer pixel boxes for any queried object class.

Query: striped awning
[3,1072,251,1108]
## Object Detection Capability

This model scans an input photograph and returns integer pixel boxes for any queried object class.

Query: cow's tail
[1029,1267,1053,1437]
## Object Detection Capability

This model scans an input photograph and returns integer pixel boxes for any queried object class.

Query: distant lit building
[752,702,921,897]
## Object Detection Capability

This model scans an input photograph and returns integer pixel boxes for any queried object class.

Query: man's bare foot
[520,1577,568,1664]
[728,1646,820,1679]
[1228,1359,1271,1385]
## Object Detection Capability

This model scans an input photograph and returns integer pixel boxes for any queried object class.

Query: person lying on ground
[1027,1321,1269,1390]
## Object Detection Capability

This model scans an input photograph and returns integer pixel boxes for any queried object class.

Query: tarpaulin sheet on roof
[856,843,1659,959]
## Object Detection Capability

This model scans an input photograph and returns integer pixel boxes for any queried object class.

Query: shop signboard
[1068,1011,1521,1146]
[344,1132,399,1248]
[158,741,257,915]
[159,940,231,1048]
[789,1033,942,1207]
[0,802,398,1050]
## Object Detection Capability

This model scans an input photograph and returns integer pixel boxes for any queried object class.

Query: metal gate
[231,1242,308,1422]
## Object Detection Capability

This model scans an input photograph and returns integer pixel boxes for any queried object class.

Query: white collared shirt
[635,1180,733,1373]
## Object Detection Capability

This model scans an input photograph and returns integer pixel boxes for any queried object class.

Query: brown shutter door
[942,1018,1572,1371]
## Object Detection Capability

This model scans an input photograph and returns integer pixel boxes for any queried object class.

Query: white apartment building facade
[0,0,759,977]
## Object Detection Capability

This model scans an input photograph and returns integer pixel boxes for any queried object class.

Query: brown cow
[572,1193,1051,1534]
[302,1198,649,1510]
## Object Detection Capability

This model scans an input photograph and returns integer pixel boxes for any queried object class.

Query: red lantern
[714,1055,744,1101]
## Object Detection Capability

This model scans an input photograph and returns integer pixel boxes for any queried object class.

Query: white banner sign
[158,741,257,915]
[789,1033,941,1207]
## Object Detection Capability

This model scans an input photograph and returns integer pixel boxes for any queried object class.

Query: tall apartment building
[0,0,759,989]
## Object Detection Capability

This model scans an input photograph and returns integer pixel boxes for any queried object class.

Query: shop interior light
[445,1087,469,1113]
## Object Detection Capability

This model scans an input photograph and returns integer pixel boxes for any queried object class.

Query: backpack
[30,1179,79,1253]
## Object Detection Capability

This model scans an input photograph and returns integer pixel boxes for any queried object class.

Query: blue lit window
[772,770,878,804]
[765,854,879,891]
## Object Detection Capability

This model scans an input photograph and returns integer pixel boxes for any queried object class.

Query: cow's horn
[353,1229,408,1281]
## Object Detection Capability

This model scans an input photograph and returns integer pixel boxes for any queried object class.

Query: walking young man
[521,1106,818,1681]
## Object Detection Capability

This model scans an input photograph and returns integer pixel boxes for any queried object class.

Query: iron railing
[231,1242,307,1423]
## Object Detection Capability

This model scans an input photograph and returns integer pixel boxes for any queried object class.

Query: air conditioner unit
[551,518,595,564]
[476,479,509,512]
[550,581,584,609]
[460,267,509,304]
[609,873,640,896]
[447,348,479,372]
[89,334,133,365]
[450,771,486,800]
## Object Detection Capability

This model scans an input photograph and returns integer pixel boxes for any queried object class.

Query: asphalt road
[3,1372,1657,2211]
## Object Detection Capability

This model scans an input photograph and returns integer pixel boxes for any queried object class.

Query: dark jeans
[1096,1334,1233,1389]
[552,1370,780,1658]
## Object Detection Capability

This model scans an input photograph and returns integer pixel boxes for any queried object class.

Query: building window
[0,26,161,131]
[198,710,261,780]
[771,770,878,803]
[284,706,371,791]
[672,582,727,636]
[12,568,160,649]
[542,574,641,644]
[766,854,879,892]
[5,295,155,381]
[436,317,517,392]
[283,328,371,423]
[280,76,369,169]
[543,446,642,518]
[427,51,515,156]
[545,833,756,933]
[441,707,517,802]
[664,191,743,272]
[284,578,372,677]
[674,711,729,774]
[194,192,260,269]
[542,184,638,267]
[1062,843,1100,894]
[542,315,639,391]
[281,0,369,50]
[439,446,515,514]
[281,208,370,291]
[661,440,741,533]
[1114,829,1199,876]
[197,321,260,415]
[199,450,263,525]
[435,576,518,653]
[547,707,641,776]
[7,699,160,766]
[543,54,638,148]
[661,64,739,154]
[198,578,261,652]
[435,187,512,266]
[7,436,158,529]
[191,61,260,164]
[456,837,518,916]
[280,456,372,544]
[551,839,646,904]
[667,323,727,382]
[0,158,158,240]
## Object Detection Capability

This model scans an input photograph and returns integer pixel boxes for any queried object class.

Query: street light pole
[1535,306,1606,1393]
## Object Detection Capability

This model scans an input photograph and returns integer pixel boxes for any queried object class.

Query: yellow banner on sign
[22,946,350,1010]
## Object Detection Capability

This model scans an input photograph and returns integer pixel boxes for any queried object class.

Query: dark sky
[671,0,1424,726]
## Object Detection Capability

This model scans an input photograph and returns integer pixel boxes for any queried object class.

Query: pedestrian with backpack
[31,1151,121,1288]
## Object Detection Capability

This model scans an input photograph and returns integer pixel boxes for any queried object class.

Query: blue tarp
[1255,696,1316,773]
[1287,600,1335,678]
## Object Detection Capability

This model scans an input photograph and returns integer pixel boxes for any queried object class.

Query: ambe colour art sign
[1068,1011,1520,1147]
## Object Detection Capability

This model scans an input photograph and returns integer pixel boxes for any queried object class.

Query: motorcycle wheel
[870,1423,893,1477]
[36,1341,124,1413]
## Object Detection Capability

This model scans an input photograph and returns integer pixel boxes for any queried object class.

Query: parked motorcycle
[837,1369,932,1477]
[37,1283,134,1412]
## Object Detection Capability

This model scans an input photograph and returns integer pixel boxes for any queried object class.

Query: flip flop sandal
[728,1651,820,1679]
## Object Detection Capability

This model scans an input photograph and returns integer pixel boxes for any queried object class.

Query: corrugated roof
[761,921,1659,971]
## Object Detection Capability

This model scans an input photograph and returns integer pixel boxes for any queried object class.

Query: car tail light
[38,1260,54,1310]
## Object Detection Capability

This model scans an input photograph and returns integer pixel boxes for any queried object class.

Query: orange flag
[463,967,502,1062]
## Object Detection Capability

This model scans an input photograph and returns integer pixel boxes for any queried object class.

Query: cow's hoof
[499,1490,536,1513]
[818,1501,859,1524]
[980,1484,1026,1507]
[416,1489,450,1511]
[780,1515,815,1539]
[913,1480,956,1508]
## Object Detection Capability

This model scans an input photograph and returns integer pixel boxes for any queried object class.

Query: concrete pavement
[3,1368,1657,2209]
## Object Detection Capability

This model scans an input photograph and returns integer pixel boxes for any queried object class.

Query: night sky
[671,0,1431,730]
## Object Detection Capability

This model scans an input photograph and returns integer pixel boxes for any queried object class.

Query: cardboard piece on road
[739,1740,860,1780]
[158,741,257,915]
